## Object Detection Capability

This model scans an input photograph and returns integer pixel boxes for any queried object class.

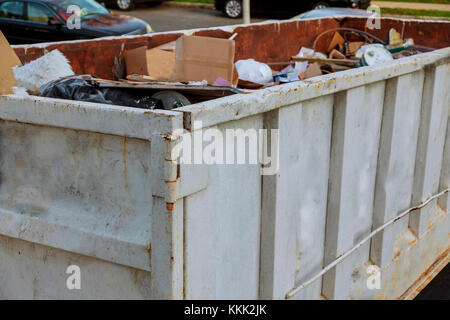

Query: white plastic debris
[235,59,273,84]
[293,47,327,73]
[188,80,208,86]
[13,49,74,94]
[12,87,29,96]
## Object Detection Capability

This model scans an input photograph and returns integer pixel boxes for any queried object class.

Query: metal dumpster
[0,16,449,299]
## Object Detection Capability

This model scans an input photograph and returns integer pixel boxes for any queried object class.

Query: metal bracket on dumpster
[152,132,209,202]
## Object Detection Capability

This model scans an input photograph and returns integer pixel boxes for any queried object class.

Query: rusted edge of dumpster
[398,248,450,300]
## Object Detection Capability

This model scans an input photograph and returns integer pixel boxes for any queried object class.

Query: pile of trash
[0,27,429,110]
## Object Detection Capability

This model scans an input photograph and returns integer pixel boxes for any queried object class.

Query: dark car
[0,0,152,44]
[293,7,374,19]
[215,0,371,19]
[103,0,168,11]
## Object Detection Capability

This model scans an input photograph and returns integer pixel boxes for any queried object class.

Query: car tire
[312,1,330,9]
[116,0,135,11]
[223,0,242,19]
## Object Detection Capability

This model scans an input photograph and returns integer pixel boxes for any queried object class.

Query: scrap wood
[329,49,345,60]
[291,56,358,67]
[327,32,345,53]
[94,79,244,97]
[346,41,364,56]
[127,74,175,83]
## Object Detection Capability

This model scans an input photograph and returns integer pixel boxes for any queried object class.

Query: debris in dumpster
[213,77,232,87]
[329,49,345,60]
[13,49,74,95]
[125,46,175,81]
[92,78,244,98]
[235,59,273,85]
[357,44,394,66]
[237,78,266,89]
[12,86,29,96]
[0,31,22,95]
[291,56,358,67]
[172,35,238,86]
[389,28,403,46]
[8,24,429,109]
[303,62,322,79]
[346,41,364,56]
[154,40,176,51]
[385,28,415,54]
[327,31,346,53]
[40,76,163,110]
[151,90,191,110]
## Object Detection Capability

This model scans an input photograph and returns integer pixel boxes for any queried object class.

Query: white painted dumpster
[0,17,449,299]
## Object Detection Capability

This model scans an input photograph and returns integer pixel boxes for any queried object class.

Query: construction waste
[0,27,429,110]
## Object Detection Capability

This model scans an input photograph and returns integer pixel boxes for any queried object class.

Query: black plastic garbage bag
[39,75,163,110]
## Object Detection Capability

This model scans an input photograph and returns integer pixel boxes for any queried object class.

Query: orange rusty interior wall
[13,17,450,80]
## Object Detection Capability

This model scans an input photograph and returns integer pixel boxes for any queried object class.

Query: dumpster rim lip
[0,94,184,139]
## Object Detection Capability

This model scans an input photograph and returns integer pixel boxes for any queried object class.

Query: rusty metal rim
[398,248,450,300]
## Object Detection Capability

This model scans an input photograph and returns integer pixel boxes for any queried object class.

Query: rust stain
[166,202,174,211]
[398,248,450,300]
[123,137,131,198]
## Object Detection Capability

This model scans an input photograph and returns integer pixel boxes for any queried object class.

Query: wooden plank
[410,64,449,237]
[371,71,424,268]
[323,82,384,299]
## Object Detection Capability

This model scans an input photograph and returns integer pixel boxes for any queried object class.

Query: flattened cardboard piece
[346,41,364,56]
[327,32,345,53]
[173,35,236,85]
[0,31,21,95]
[125,46,175,80]
[304,62,322,79]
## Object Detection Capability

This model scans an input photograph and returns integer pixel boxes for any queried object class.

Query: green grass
[381,7,450,16]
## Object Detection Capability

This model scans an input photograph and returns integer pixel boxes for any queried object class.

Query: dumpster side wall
[177,49,449,299]
[0,96,186,299]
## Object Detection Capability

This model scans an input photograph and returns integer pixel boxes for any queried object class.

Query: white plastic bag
[235,59,273,84]
[13,49,74,94]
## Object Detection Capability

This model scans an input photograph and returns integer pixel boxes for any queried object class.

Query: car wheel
[312,2,330,9]
[223,0,242,19]
[117,0,135,11]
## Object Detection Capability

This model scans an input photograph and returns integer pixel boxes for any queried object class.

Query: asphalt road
[113,4,265,32]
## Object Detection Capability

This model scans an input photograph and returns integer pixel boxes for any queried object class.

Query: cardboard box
[0,31,22,95]
[125,46,175,81]
[172,35,237,85]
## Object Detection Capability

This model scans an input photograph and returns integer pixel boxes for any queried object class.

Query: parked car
[215,0,371,19]
[103,0,168,11]
[0,0,152,44]
[292,7,374,19]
